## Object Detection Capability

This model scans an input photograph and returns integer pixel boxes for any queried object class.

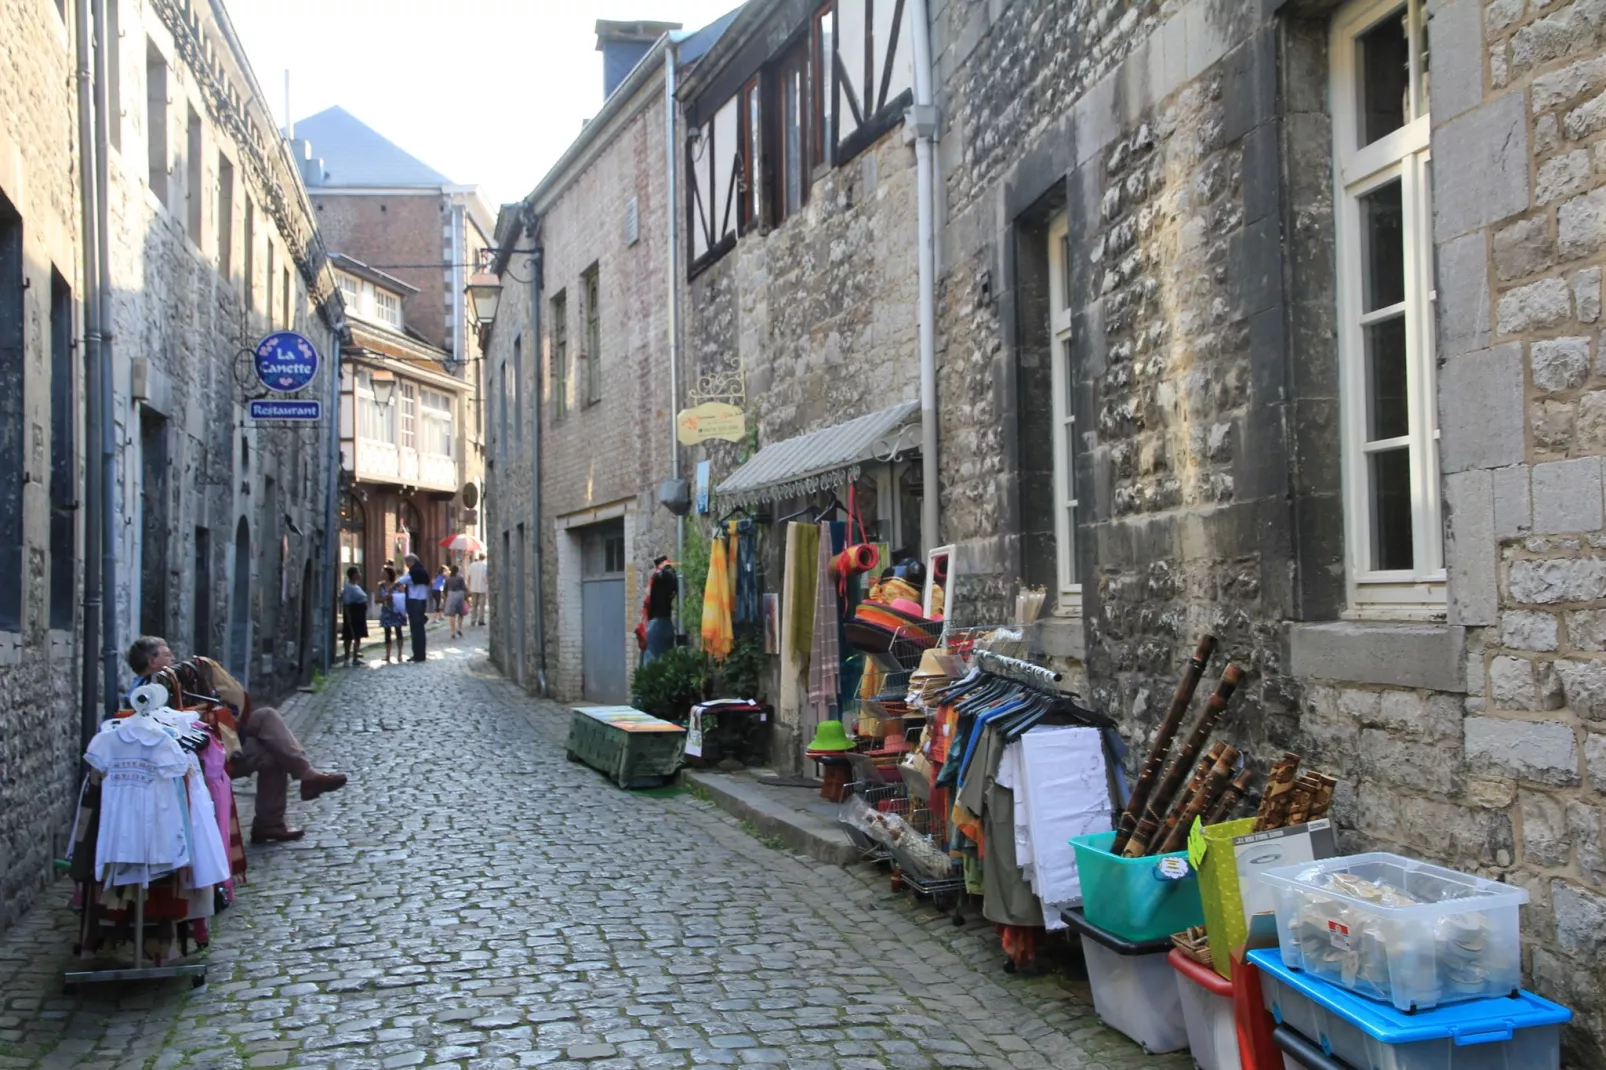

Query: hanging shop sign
[249,399,322,421]
[676,401,746,445]
[253,331,320,393]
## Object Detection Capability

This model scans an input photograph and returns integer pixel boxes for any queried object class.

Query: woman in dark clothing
[339,566,370,666]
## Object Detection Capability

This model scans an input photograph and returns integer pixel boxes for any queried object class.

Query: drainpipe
[76,0,103,745]
[319,319,342,674]
[910,0,940,554]
[525,210,549,696]
[92,0,119,715]
[664,41,685,616]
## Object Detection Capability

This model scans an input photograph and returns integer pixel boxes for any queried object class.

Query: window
[243,199,254,308]
[1046,214,1080,609]
[281,266,291,329]
[513,333,525,451]
[582,266,601,404]
[337,272,358,306]
[49,270,75,630]
[217,153,234,277]
[266,241,275,327]
[498,360,510,460]
[813,5,834,168]
[0,193,20,631]
[551,290,568,419]
[375,288,401,328]
[772,40,812,224]
[1331,0,1440,613]
[356,371,397,444]
[146,41,167,203]
[185,105,202,241]
[421,389,453,457]
[399,382,417,450]
[738,78,761,230]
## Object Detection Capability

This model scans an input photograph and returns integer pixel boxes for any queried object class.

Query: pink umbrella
[438,533,484,553]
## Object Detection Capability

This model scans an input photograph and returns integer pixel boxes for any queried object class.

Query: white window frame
[1331,0,1443,619]
[421,389,454,458]
[1046,213,1081,613]
[355,371,396,445]
[375,289,402,329]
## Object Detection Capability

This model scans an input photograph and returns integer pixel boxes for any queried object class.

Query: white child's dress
[85,717,193,886]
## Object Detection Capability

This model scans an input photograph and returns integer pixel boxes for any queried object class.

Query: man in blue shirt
[403,553,431,662]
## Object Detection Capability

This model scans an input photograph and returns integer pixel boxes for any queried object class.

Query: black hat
[653,555,670,566]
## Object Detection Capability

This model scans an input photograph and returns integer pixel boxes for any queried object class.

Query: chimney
[288,137,326,188]
[595,20,681,100]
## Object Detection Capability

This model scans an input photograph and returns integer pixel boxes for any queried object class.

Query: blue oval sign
[254,331,320,393]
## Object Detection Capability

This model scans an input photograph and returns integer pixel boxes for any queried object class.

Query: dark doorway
[193,526,211,657]
[139,410,170,637]
[229,517,251,683]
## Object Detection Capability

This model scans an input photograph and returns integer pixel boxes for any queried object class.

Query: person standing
[403,553,431,662]
[640,555,677,665]
[339,566,369,666]
[444,565,468,639]
[125,636,347,843]
[467,552,489,626]
[430,565,448,622]
[377,564,407,663]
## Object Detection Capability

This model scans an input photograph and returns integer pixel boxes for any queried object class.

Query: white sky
[227,0,742,208]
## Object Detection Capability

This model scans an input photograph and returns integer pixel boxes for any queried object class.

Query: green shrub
[631,646,709,721]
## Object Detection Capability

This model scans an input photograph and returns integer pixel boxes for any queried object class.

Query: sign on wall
[254,331,320,393]
[676,401,746,445]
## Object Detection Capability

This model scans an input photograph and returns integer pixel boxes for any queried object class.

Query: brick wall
[0,0,85,931]
[312,192,447,349]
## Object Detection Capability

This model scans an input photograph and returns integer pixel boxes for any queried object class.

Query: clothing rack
[974,650,1064,687]
[64,885,209,991]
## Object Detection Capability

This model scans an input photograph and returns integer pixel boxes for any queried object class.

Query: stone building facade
[483,21,738,702]
[671,0,1606,1059]
[0,0,342,930]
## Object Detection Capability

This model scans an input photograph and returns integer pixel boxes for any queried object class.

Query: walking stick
[1112,635,1216,853]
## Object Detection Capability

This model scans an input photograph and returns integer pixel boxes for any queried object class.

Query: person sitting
[125,636,348,844]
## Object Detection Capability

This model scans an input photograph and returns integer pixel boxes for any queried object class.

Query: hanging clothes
[787,523,820,664]
[84,718,193,886]
[701,525,735,661]
[734,518,760,625]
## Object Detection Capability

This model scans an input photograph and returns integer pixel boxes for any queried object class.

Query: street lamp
[370,369,399,408]
[466,273,503,327]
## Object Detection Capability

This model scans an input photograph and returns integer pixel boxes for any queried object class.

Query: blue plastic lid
[1246,949,1572,1047]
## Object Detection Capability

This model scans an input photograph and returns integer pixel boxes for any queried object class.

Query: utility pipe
[525,211,548,696]
[664,42,685,618]
[92,0,119,715]
[911,0,940,554]
[75,0,103,747]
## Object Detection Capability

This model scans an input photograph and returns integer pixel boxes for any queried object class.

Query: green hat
[807,719,855,752]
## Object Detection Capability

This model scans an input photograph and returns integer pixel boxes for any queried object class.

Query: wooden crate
[565,706,686,788]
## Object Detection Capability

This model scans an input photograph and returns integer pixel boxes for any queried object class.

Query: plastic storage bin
[1062,907,1188,1054]
[1258,853,1527,1011]
[1070,830,1205,944]
[1171,949,1242,1070]
[1248,948,1570,1070]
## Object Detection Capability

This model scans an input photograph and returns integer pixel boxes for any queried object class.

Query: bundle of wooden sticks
[1111,636,1338,858]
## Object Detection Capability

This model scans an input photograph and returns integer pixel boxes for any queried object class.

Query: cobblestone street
[0,639,1178,1070]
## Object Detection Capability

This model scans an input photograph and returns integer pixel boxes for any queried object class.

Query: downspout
[319,318,341,674]
[92,0,119,715]
[664,41,685,618]
[911,0,940,553]
[76,0,103,746]
[525,210,549,696]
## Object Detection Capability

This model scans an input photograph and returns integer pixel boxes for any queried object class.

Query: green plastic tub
[1071,829,1205,944]
[565,706,686,789]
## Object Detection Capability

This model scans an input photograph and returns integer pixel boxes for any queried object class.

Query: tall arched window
[340,494,366,582]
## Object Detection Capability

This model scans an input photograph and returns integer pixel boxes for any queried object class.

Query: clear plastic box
[1248,949,1569,1070]
[1170,949,1241,1070]
[1063,908,1188,1054]
[1258,853,1527,1011]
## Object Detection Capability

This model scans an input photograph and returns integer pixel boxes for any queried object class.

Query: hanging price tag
[1187,816,1209,870]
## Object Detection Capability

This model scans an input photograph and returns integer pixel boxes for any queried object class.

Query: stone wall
[485,69,677,702]
[0,0,86,932]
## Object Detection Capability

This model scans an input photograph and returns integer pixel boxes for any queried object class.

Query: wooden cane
[1253,752,1302,831]
[1124,663,1243,856]
[1113,635,1217,853]
[1204,768,1256,826]
[1159,747,1239,854]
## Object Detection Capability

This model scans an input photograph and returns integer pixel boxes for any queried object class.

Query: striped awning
[715,401,921,507]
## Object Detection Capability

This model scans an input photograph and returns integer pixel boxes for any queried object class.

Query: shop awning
[715,401,920,507]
